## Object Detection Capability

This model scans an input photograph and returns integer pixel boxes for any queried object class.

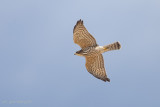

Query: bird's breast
[82,47,100,56]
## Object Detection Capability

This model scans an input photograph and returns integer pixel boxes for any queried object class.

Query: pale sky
[0,0,160,107]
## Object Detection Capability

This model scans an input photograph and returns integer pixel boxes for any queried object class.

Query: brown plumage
[73,19,97,49]
[73,19,121,82]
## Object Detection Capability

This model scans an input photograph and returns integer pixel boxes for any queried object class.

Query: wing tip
[77,19,83,24]
[73,19,84,33]
[103,78,110,82]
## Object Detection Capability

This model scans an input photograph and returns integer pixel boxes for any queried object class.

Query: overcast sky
[0,0,160,107]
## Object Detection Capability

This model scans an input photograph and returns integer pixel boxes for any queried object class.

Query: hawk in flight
[73,19,121,82]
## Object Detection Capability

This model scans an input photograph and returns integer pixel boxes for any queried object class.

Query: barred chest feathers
[83,46,104,55]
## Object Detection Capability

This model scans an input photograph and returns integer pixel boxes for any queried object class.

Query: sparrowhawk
[73,19,121,82]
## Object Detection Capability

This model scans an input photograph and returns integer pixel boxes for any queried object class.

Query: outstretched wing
[73,19,97,49]
[85,53,110,82]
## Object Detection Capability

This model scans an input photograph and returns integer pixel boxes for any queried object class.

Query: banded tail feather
[103,42,121,52]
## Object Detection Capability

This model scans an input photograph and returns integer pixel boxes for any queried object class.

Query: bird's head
[74,50,84,56]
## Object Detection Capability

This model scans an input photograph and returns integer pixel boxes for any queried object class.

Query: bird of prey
[73,19,121,82]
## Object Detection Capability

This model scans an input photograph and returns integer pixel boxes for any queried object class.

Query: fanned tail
[103,42,121,52]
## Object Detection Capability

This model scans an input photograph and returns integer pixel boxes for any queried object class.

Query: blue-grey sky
[0,0,160,107]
